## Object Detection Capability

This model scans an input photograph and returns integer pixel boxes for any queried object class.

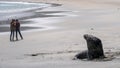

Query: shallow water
[0,1,52,21]
[0,1,51,13]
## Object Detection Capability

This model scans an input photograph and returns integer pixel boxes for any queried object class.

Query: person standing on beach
[10,19,16,41]
[15,19,23,40]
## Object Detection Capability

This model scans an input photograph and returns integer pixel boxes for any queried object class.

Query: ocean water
[0,1,51,13]
[0,1,52,21]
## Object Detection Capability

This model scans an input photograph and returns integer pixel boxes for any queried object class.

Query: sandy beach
[0,0,120,68]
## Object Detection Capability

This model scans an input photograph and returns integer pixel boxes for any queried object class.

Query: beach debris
[31,54,39,56]
[75,34,105,60]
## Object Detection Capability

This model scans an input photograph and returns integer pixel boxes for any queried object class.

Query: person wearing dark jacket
[15,19,23,40]
[10,19,16,41]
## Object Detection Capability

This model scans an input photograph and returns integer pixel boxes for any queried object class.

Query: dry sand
[0,0,120,68]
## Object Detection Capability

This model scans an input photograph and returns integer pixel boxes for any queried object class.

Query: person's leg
[16,30,18,40]
[10,30,12,41]
[18,30,23,39]
[12,30,14,41]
